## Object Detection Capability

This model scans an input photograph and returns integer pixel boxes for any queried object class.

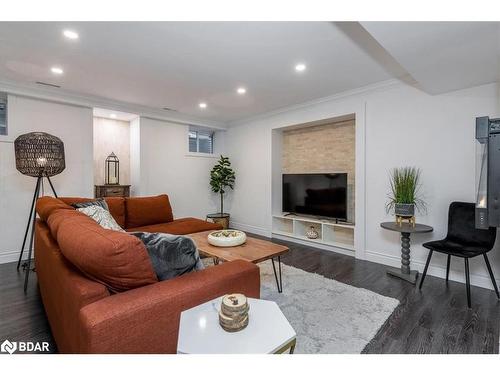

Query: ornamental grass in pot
[386,167,426,218]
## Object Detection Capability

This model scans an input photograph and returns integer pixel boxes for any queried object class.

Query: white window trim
[185,151,219,158]
[186,126,216,156]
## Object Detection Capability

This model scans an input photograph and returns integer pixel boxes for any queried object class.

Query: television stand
[271,214,355,255]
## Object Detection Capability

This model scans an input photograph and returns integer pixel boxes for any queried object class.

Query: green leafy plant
[210,155,236,215]
[386,167,426,214]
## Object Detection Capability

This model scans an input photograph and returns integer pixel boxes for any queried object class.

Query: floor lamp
[14,132,65,292]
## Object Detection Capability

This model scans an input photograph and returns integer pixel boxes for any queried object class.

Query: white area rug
[205,258,399,353]
[258,261,399,353]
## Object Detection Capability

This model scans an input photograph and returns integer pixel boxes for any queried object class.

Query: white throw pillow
[77,205,125,232]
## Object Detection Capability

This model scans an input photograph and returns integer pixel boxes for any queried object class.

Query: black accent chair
[419,202,499,308]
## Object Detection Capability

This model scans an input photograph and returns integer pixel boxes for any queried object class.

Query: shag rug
[204,259,399,354]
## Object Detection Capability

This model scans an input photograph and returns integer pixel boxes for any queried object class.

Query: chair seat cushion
[127,218,221,235]
[423,239,489,257]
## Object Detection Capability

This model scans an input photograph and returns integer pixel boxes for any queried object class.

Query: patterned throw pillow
[71,198,109,211]
[77,205,125,232]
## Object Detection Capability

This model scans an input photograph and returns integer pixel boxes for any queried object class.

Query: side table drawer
[104,187,125,196]
[94,185,130,198]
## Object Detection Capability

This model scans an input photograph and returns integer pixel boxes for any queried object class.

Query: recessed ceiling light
[237,87,247,95]
[50,67,64,75]
[295,63,306,72]
[199,102,207,109]
[110,113,117,119]
[63,30,79,40]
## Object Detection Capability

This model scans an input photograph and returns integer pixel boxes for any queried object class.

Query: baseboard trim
[365,249,500,291]
[229,221,272,238]
[0,250,26,265]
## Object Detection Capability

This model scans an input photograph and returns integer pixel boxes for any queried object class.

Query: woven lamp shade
[14,132,65,177]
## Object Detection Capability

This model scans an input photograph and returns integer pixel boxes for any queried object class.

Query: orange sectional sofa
[34,195,260,353]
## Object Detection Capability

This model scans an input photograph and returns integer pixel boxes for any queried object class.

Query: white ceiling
[0,22,498,126]
[361,22,500,94]
[0,22,396,124]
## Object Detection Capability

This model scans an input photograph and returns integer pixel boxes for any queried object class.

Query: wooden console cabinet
[94,184,131,198]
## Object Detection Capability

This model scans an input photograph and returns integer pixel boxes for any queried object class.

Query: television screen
[282,173,347,220]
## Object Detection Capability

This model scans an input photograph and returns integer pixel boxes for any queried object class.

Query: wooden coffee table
[189,230,289,293]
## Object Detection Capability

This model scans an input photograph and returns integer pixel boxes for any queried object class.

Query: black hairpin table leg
[271,256,283,293]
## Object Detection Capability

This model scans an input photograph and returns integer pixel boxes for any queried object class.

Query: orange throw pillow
[55,213,158,292]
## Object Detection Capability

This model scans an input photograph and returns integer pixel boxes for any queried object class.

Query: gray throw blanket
[130,232,204,281]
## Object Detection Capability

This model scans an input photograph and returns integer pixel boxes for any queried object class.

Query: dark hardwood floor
[0,263,57,353]
[0,237,499,354]
[274,238,500,354]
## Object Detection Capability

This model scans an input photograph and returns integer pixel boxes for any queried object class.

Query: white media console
[271,214,355,254]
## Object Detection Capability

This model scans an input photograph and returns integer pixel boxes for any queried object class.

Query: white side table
[177,297,296,354]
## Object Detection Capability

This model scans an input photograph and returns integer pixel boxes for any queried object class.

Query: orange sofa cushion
[125,195,173,228]
[37,196,74,222]
[127,217,221,235]
[37,197,158,293]
[59,197,126,228]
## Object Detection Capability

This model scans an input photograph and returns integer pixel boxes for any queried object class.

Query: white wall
[93,117,131,185]
[0,95,93,263]
[129,117,142,196]
[130,117,225,219]
[226,81,500,290]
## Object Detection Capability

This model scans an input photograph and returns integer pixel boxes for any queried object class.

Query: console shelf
[272,214,355,253]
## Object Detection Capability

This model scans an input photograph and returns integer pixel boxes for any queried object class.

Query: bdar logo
[1,339,17,354]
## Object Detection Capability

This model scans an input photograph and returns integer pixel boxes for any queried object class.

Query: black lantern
[105,152,119,185]
[14,132,65,292]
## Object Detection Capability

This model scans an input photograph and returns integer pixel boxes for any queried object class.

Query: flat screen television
[282,173,348,220]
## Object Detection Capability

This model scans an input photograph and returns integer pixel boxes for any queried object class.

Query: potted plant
[210,155,236,221]
[386,167,426,220]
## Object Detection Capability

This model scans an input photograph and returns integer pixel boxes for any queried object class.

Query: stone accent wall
[282,119,355,222]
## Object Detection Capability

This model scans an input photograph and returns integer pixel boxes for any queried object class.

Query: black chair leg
[446,255,451,283]
[419,250,433,289]
[465,258,471,308]
[483,254,500,299]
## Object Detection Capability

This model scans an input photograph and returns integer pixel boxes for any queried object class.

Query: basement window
[189,129,214,154]
[0,95,6,136]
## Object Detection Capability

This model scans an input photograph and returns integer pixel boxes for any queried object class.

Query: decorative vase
[395,203,415,217]
[306,225,319,239]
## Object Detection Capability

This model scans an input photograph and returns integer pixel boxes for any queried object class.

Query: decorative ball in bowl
[208,230,247,247]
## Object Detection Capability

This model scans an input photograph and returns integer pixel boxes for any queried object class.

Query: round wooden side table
[380,222,433,284]
[206,213,230,229]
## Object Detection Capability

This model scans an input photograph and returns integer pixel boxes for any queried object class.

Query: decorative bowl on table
[207,230,247,247]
